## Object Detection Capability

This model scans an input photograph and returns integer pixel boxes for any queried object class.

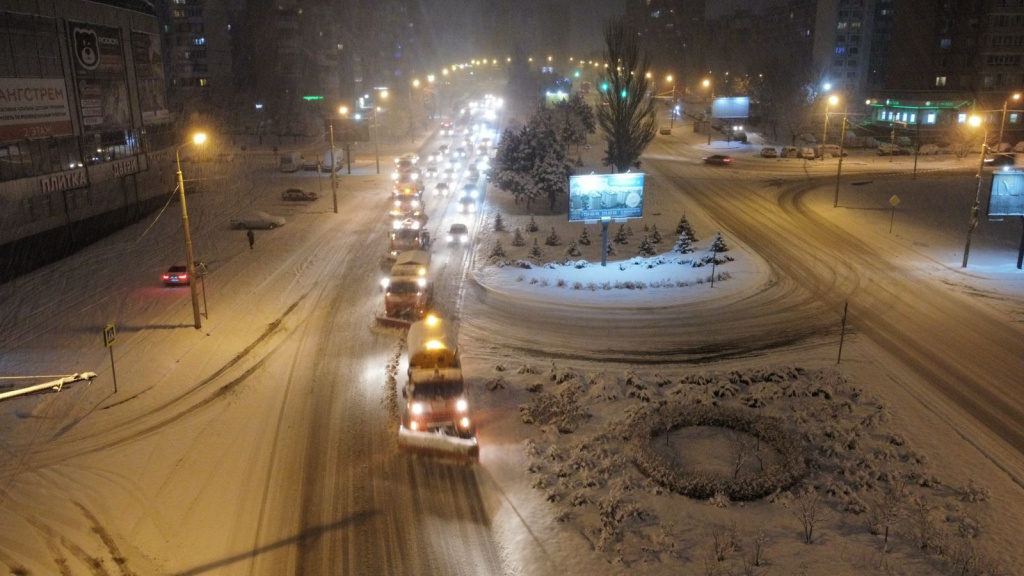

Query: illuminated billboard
[988,170,1024,218]
[568,173,645,222]
[711,97,750,120]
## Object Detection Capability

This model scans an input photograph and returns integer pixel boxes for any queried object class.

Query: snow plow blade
[375,314,413,329]
[398,425,479,460]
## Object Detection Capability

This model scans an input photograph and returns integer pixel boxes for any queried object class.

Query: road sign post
[104,323,118,393]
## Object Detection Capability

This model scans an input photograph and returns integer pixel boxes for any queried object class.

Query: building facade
[0,0,177,282]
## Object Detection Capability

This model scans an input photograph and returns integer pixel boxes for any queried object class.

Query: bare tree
[791,487,823,544]
[596,18,658,172]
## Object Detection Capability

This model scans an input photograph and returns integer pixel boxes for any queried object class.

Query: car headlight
[469,203,476,213]
[411,402,424,415]
[456,398,468,412]
[446,234,454,242]
[380,278,390,289]
[417,277,427,288]
[460,234,469,243]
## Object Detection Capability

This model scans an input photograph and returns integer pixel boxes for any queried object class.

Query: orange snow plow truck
[397,314,478,459]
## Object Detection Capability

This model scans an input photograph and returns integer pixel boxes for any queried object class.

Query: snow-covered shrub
[957,479,990,503]
[489,240,507,260]
[529,238,543,260]
[578,226,592,245]
[566,239,581,257]
[637,235,656,256]
[527,215,539,232]
[613,224,629,244]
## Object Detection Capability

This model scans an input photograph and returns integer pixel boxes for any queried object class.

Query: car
[447,223,470,245]
[424,164,438,179]
[462,184,479,199]
[703,154,732,165]
[301,157,318,171]
[877,143,909,156]
[162,264,190,286]
[760,146,778,158]
[230,210,286,229]
[433,182,450,197]
[281,188,318,201]
[817,144,846,158]
[799,147,817,160]
[465,166,480,181]
[395,153,419,166]
[984,153,1016,168]
[780,146,800,158]
[457,195,477,214]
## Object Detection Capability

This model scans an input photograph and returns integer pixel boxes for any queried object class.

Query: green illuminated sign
[303,95,324,101]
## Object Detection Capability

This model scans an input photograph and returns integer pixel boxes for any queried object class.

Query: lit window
[925,113,937,124]
[958,113,968,124]
[935,76,947,87]
[940,38,952,49]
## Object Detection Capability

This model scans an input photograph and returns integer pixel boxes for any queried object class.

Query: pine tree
[527,215,539,232]
[490,240,507,259]
[606,242,616,257]
[650,224,662,244]
[675,233,694,254]
[493,212,506,232]
[613,224,629,244]
[545,226,562,246]
[625,224,634,236]
[512,227,526,246]
[566,239,581,257]
[578,226,592,246]
[709,232,729,253]
[676,213,698,242]
[529,238,543,259]
[637,235,656,256]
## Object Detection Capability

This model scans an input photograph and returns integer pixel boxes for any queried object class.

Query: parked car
[780,146,800,158]
[799,147,816,160]
[281,188,318,201]
[446,223,470,245]
[877,143,909,156]
[760,146,778,158]
[703,154,732,165]
[162,265,190,286]
[230,211,286,229]
[817,144,846,158]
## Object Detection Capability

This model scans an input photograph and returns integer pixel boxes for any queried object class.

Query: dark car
[703,154,733,165]
[457,196,477,214]
[162,265,190,286]
[984,153,1016,168]
[281,188,318,201]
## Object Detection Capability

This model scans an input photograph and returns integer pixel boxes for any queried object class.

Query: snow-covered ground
[1,122,1023,575]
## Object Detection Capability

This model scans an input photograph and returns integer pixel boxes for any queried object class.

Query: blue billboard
[989,170,1024,218]
[568,173,645,222]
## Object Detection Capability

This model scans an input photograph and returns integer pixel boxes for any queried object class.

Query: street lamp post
[667,75,676,130]
[998,92,1022,152]
[175,132,207,330]
[833,109,848,207]
[372,88,388,175]
[822,95,838,159]
[702,78,713,145]
[962,116,988,268]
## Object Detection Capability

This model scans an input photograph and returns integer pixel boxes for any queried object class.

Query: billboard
[0,77,74,140]
[67,22,131,132]
[568,173,645,222]
[130,31,170,125]
[711,96,750,120]
[988,170,1024,218]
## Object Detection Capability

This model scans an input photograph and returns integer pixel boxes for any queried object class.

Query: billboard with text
[568,173,645,222]
[989,170,1024,218]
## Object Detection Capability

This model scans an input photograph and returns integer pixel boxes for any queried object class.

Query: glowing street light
[175,132,207,329]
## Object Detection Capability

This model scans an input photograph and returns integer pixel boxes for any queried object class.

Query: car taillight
[162,274,170,280]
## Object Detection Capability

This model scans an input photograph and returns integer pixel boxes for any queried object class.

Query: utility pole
[329,123,338,214]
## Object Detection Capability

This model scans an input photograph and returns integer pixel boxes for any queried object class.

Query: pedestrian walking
[247,228,255,249]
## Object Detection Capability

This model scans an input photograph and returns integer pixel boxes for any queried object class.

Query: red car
[703,154,733,165]
[162,265,189,286]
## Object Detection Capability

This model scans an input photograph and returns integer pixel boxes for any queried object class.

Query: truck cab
[389,221,430,257]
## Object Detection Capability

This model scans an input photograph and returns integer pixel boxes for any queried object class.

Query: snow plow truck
[398,314,478,459]
[376,249,431,329]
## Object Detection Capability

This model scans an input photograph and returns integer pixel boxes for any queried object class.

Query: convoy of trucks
[378,250,431,328]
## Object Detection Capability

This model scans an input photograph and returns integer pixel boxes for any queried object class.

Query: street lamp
[962,115,988,268]
[998,92,1022,152]
[822,94,839,158]
[369,88,388,175]
[702,78,714,145]
[175,132,207,330]
[666,74,677,129]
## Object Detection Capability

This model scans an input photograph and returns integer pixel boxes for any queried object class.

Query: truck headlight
[459,417,471,429]
[455,398,468,412]
[380,278,390,289]
[411,402,424,415]
[417,278,427,288]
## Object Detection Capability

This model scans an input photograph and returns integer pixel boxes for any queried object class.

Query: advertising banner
[711,97,750,120]
[568,173,645,222]
[989,170,1024,218]
[0,77,73,140]
[67,21,131,132]
[131,31,170,125]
